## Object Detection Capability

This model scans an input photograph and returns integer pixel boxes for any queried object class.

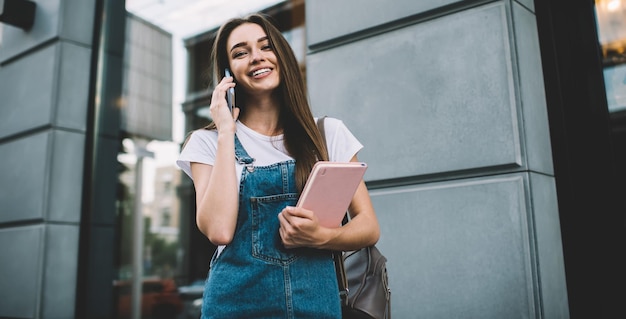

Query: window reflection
[116,139,183,319]
[115,10,181,318]
[596,0,626,112]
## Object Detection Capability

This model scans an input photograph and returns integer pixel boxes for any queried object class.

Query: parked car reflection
[177,279,204,319]
[114,278,183,319]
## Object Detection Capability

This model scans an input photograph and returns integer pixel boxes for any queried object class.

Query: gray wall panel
[0,132,50,223]
[306,0,566,317]
[0,0,96,63]
[0,0,108,317]
[306,0,462,45]
[55,42,91,131]
[371,175,534,318]
[309,3,522,181]
[60,0,97,46]
[0,0,61,63]
[306,0,534,46]
[0,44,56,139]
[528,173,569,318]
[515,0,534,12]
[512,3,553,175]
[41,224,79,318]
[0,226,44,319]
[48,130,85,223]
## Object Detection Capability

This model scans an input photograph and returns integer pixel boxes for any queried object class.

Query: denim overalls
[201,136,341,319]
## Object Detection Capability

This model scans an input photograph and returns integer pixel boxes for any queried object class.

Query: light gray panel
[515,0,534,12]
[0,226,44,318]
[60,0,97,46]
[371,175,534,318]
[528,173,569,318]
[0,0,96,62]
[306,0,462,45]
[41,224,79,318]
[0,44,56,139]
[0,0,61,63]
[0,132,50,223]
[308,3,521,180]
[55,42,91,131]
[48,130,85,223]
[512,3,553,175]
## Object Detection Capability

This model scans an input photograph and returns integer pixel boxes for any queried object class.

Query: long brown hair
[206,13,328,192]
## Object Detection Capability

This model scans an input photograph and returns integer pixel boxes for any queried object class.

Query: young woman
[177,13,380,318]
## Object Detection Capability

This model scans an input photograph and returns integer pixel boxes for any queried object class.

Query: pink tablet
[296,161,367,228]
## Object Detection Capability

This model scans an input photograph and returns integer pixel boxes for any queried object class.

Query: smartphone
[224,68,235,113]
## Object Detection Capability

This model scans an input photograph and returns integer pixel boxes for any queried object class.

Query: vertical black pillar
[534,0,626,318]
[75,0,126,318]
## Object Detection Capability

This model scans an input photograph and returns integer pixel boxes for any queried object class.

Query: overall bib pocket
[250,193,299,264]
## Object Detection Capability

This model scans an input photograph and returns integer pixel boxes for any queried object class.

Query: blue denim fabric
[201,136,341,319]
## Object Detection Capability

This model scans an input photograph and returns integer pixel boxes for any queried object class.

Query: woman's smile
[250,67,272,78]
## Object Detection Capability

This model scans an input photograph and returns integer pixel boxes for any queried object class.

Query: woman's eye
[232,51,247,58]
[261,44,272,51]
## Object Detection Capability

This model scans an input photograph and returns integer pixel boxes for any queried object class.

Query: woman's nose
[250,49,264,63]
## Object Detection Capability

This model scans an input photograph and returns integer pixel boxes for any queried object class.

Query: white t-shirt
[176,117,363,183]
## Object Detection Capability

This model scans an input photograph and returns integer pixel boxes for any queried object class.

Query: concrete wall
[0,0,94,317]
[0,0,123,318]
[306,0,569,317]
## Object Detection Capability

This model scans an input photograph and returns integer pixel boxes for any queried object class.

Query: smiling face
[210,14,326,192]
[226,23,281,97]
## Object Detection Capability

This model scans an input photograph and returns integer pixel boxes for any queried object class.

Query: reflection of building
[596,0,626,113]
[118,11,176,244]
[0,1,625,318]
[122,13,173,141]
[149,165,181,243]
[117,158,180,243]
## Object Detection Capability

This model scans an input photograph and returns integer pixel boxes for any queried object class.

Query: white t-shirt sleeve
[321,117,363,162]
[176,129,218,180]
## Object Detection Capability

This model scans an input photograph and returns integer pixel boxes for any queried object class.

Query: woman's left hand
[278,206,328,249]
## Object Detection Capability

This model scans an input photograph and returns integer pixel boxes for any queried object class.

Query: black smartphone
[224,68,235,113]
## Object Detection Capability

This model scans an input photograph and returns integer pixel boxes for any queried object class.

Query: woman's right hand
[209,76,239,134]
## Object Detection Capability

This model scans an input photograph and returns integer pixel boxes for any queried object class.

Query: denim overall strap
[234,134,255,171]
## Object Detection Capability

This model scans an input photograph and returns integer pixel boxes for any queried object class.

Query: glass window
[595,0,626,112]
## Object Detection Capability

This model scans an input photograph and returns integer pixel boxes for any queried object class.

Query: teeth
[252,68,270,76]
